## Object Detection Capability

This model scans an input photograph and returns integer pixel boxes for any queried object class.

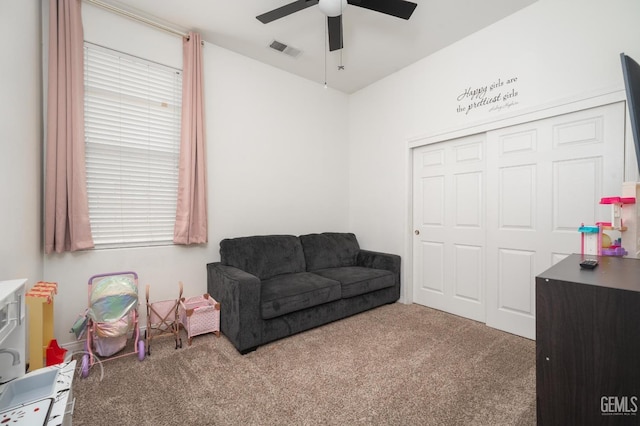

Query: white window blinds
[84,42,182,248]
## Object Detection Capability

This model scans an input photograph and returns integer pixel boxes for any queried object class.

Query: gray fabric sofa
[206,232,401,354]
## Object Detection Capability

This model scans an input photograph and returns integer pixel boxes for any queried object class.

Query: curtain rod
[83,0,190,40]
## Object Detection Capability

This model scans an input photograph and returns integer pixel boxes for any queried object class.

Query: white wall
[20,0,640,345]
[0,0,43,282]
[43,4,350,345]
[348,0,640,299]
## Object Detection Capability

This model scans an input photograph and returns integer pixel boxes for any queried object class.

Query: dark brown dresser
[536,254,640,425]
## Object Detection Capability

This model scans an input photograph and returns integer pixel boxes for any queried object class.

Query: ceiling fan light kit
[318,0,347,17]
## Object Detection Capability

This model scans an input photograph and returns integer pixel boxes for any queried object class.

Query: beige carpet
[71,303,536,425]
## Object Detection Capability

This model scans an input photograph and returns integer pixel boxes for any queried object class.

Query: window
[84,43,182,248]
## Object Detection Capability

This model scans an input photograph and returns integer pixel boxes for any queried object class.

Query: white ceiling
[97,0,538,94]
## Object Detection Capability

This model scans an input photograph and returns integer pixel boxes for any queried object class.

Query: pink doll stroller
[79,271,145,378]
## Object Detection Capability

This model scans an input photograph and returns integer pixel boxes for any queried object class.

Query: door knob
[414,230,420,235]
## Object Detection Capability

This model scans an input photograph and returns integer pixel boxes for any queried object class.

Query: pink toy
[179,289,220,345]
[145,282,183,355]
[578,196,636,257]
[600,196,636,229]
[579,223,600,256]
[79,271,145,378]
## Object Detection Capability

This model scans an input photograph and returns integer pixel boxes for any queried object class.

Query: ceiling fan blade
[348,0,417,20]
[327,15,343,51]
[257,0,319,24]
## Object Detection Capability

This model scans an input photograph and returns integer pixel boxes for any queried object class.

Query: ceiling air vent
[269,40,302,58]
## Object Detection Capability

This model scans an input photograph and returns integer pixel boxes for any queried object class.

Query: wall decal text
[456,76,520,115]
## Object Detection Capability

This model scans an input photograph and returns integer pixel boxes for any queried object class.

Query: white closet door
[412,102,625,339]
[485,102,625,339]
[412,134,486,322]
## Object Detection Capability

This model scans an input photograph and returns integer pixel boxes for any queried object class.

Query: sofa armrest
[357,250,401,279]
[206,262,262,353]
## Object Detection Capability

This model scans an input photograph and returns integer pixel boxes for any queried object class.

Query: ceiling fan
[257,0,418,52]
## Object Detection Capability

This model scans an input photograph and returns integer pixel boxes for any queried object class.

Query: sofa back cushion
[299,232,360,271]
[220,235,306,280]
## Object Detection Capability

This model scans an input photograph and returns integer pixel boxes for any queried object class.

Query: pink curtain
[45,0,94,254]
[174,32,208,244]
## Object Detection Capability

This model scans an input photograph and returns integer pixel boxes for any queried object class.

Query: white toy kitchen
[0,279,26,383]
[0,279,75,425]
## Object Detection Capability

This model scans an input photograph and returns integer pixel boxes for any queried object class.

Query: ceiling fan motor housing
[319,0,347,17]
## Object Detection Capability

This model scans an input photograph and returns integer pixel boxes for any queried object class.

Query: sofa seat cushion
[312,267,395,299]
[261,272,342,320]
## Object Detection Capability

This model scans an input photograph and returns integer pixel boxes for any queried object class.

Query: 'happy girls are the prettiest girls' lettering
[456,77,519,115]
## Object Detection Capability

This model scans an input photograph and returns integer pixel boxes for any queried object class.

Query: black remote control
[579,259,598,269]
